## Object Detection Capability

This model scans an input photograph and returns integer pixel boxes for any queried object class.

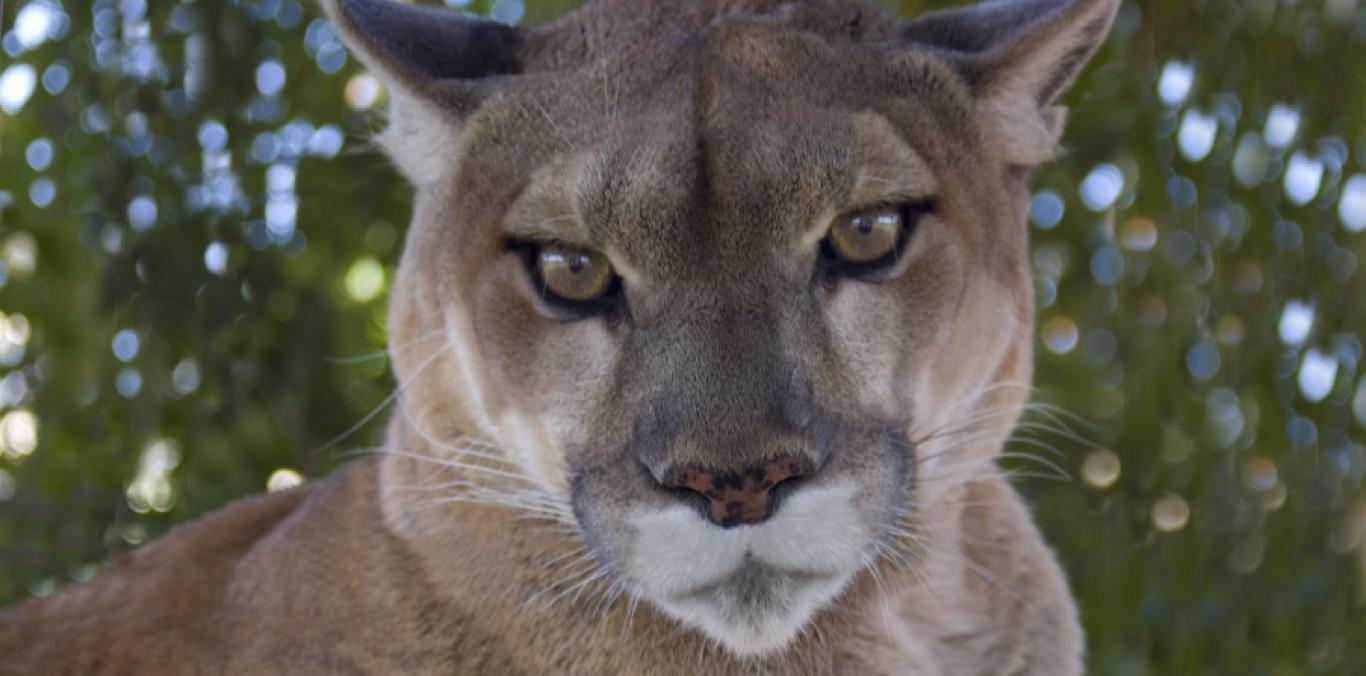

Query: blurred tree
[0,0,1363,673]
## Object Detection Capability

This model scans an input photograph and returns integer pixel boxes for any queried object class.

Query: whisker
[316,343,448,455]
[324,327,445,364]
[374,446,539,483]
[995,450,1073,481]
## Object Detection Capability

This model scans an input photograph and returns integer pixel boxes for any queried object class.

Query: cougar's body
[0,0,1118,673]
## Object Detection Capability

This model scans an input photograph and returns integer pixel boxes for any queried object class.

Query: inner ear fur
[319,0,527,185]
[902,0,1120,165]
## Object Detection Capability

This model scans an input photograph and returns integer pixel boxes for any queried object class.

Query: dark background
[1,0,1363,672]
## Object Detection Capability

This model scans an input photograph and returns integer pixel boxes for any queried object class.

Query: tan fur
[0,0,1117,673]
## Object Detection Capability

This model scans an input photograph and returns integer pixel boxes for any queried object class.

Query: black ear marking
[327,0,524,89]
[900,0,1075,54]
[899,0,1119,107]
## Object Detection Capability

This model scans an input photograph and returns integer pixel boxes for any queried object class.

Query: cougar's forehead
[576,117,854,267]
[493,87,946,282]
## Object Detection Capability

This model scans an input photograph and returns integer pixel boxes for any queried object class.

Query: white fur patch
[494,409,571,495]
[628,482,869,656]
[440,307,570,495]
[379,89,462,187]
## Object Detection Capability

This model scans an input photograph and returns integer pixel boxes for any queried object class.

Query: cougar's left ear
[320,0,526,185]
[903,0,1120,165]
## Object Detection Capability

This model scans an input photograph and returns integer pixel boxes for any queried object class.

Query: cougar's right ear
[901,0,1119,166]
[321,0,526,185]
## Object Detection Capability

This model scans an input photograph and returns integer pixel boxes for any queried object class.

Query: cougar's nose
[662,456,812,528]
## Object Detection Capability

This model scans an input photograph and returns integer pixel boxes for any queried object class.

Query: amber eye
[820,201,932,278]
[827,207,904,263]
[534,244,619,308]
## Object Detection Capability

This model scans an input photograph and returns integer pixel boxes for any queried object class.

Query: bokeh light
[126,440,179,514]
[0,410,39,460]
[0,64,37,115]
[1152,495,1191,533]
[1156,60,1194,106]
[344,73,382,110]
[1079,163,1124,211]
[344,257,387,303]
[1081,449,1121,489]
[266,468,304,492]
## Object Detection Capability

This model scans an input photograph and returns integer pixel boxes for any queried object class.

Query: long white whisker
[318,343,448,454]
[324,328,445,364]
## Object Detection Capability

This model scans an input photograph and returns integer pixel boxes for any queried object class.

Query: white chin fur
[628,482,869,657]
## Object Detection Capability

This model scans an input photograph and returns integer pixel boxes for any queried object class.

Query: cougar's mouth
[669,556,843,604]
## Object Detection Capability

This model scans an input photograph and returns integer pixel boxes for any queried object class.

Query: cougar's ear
[320,0,526,185]
[903,0,1119,165]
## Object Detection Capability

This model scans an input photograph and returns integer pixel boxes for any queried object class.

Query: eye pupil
[855,215,874,235]
[568,255,586,273]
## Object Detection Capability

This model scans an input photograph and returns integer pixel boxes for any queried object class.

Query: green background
[1,0,1364,673]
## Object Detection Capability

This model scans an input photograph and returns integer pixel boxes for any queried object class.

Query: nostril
[667,467,720,502]
[760,456,808,490]
[664,484,713,518]
[764,466,807,504]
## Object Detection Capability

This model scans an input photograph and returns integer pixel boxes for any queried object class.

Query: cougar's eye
[829,207,902,262]
[512,241,622,317]
[820,201,933,278]
[539,246,615,301]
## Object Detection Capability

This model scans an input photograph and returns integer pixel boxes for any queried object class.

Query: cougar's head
[327,0,1116,657]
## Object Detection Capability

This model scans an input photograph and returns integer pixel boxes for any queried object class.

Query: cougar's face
[329,0,1115,658]
[411,50,1030,656]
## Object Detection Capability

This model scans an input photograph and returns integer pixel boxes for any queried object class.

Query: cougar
[0,0,1118,673]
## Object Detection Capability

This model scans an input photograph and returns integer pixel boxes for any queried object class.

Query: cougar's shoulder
[0,460,386,675]
[216,457,528,675]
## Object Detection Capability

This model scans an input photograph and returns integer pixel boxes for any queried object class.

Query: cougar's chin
[656,560,854,657]
[625,482,871,657]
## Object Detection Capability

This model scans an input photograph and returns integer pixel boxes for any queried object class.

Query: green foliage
[0,0,1363,673]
